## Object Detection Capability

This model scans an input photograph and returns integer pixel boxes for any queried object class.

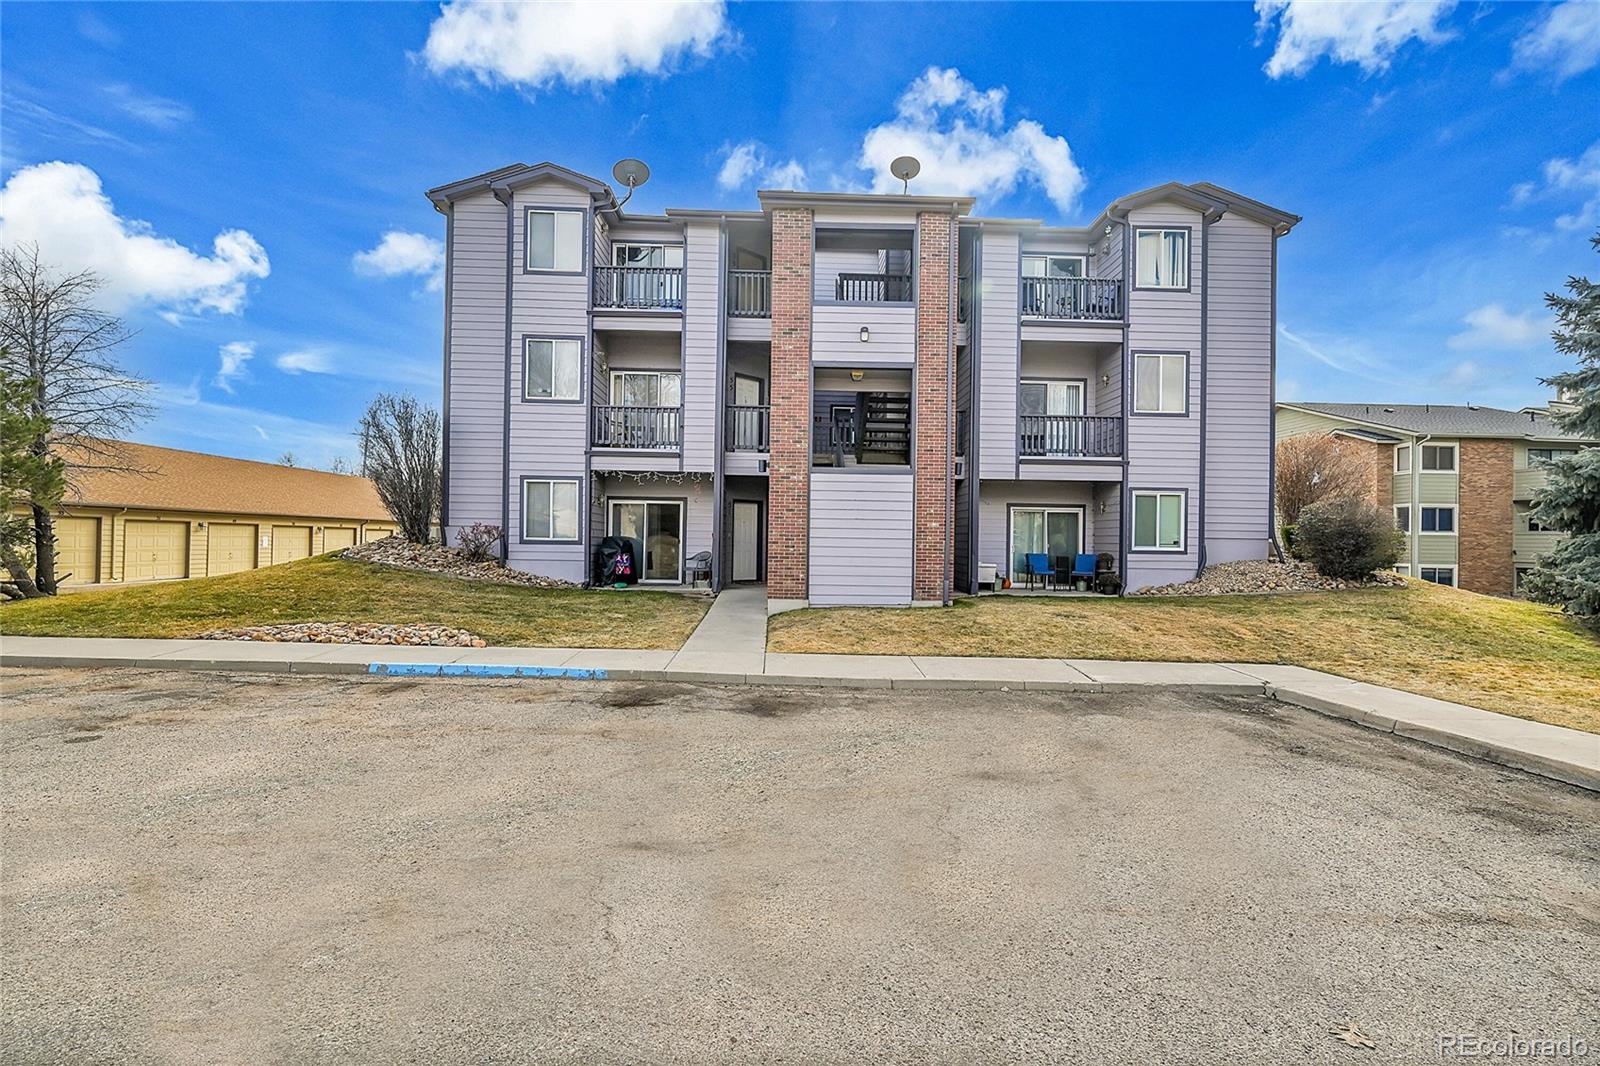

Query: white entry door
[732,501,760,582]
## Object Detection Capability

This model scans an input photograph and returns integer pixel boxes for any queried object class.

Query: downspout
[945,202,957,605]
[495,185,514,566]
[439,202,454,536]
[1194,207,1221,579]
[968,224,984,596]
[712,216,729,591]
[1411,433,1429,572]
[1268,227,1285,561]
[1114,211,1132,596]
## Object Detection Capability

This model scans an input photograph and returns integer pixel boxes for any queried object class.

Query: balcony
[1018,415,1123,458]
[591,405,681,450]
[726,404,770,451]
[836,272,912,303]
[1020,277,1123,321]
[728,270,771,317]
[592,266,684,311]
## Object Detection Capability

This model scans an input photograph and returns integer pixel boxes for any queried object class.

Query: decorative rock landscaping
[340,535,577,589]
[199,622,487,647]
[1139,559,1406,597]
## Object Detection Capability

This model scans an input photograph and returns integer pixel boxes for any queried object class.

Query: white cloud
[1511,140,1600,233]
[77,11,120,47]
[275,349,335,375]
[1509,0,1600,82]
[0,161,269,315]
[856,67,1085,214]
[1277,323,1390,382]
[214,341,254,394]
[1448,303,1552,351]
[715,141,805,192]
[103,83,192,128]
[152,382,356,467]
[1442,360,1481,387]
[1254,0,1456,78]
[422,0,731,91]
[352,230,445,291]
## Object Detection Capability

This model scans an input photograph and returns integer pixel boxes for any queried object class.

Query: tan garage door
[322,526,357,552]
[124,520,189,581]
[208,524,258,575]
[271,525,313,565]
[55,517,101,586]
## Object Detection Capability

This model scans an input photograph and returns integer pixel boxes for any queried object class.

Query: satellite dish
[612,158,650,207]
[890,155,921,193]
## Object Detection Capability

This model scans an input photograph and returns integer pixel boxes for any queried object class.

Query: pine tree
[1523,231,1600,624]
[0,368,65,599]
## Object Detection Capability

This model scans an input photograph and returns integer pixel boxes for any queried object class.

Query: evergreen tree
[1524,232,1600,624]
[0,367,65,598]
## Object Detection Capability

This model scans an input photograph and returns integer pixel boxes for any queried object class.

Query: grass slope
[768,582,1600,733]
[1,556,709,650]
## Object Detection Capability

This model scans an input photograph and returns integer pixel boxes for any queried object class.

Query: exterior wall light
[859,327,870,343]
[850,370,865,381]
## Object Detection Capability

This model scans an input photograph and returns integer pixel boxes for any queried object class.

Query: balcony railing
[591,405,681,450]
[1018,415,1123,458]
[1020,277,1123,321]
[726,404,770,451]
[835,272,912,303]
[592,266,684,310]
[956,408,970,457]
[728,270,771,318]
[957,275,973,324]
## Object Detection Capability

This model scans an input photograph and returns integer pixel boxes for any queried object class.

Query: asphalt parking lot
[2,667,1596,1065]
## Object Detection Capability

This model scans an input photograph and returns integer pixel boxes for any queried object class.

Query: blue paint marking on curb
[367,663,608,680]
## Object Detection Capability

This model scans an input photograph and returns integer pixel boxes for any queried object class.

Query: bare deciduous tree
[0,244,152,593]
[328,456,354,475]
[1275,432,1372,527]
[357,392,440,543]
[278,451,298,467]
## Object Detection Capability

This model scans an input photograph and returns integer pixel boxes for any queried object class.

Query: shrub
[1295,497,1402,581]
[455,523,502,562]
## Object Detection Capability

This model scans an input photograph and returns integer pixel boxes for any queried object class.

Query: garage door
[208,524,258,575]
[271,526,313,565]
[322,526,357,552]
[124,520,189,581]
[55,517,101,586]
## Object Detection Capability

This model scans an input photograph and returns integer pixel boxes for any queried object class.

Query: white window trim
[523,337,583,402]
[609,369,682,407]
[1419,504,1458,536]
[1420,442,1458,472]
[1131,490,1186,552]
[1132,352,1187,415]
[1393,504,1411,533]
[1134,228,1190,290]
[521,478,581,543]
[524,208,584,273]
[1418,565,1457,587]
[1393,444,1411,474]
[1021,253,1087,277]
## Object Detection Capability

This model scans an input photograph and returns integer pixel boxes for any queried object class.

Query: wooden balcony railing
[592,266,684,310]
[591,405,681,450]
[1018,415,1123,458]
[726,405,770,451]
[834,272,912,303]
[728,270,771,317]
[1019,277,1123,321]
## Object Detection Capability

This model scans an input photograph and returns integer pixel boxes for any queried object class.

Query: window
[1515,566,1532,591]
[1528,447,1577,465]
[612,243,684,268]
[610,370,681,407]
[1020,380,1084,416]
[1022,254,1085,278]
[1394,445,1411,474]
[1135,228,1188,289]
[522,479,579,541]
[1420,506,1456,534]
[524,338,582,401]
[1132,491,1184,551]
[1419,566,1455,587]
[1010,507,1084,578]
[1526,513,1549,533]
[1133,353,1187,414]
[1394,564,1411,576]
[525,209,583,272]
[1394,505,1411,533]
[1421,443,1456,472]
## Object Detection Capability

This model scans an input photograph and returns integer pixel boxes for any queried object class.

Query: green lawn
[1,555,709,650]
[768,581,1600,734]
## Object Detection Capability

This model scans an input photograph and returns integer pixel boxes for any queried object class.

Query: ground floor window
[1131,491,1184,551]
[1009,506,1084,577]
[1419,566,1455,587]
[1394,564,1411,575]
[1515,566,1533,591]
[522,479,579,541]
[608,499,683,583]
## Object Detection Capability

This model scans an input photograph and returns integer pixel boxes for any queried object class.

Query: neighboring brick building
[1276,401,1597,594]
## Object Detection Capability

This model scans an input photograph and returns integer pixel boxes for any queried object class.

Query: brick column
[914,211,955,603]
[767,207,813,603]
[1459,438,1513,594]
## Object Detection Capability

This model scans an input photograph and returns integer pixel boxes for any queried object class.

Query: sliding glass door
[609,500,683,583]
[1009,507,1084,579]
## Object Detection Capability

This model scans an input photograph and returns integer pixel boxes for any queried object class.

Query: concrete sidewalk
[3,633,1596,792]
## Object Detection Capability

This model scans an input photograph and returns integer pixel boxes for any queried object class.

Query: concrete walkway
[3,631,1596,792]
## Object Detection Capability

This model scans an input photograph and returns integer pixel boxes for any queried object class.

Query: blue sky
[2,0,1597,469]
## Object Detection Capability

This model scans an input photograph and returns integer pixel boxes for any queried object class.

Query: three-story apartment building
[428,161,1298,608]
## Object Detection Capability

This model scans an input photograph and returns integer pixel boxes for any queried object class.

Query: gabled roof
[1331,427,1404,444]
[427,162,619,213]
[58,440,394,521]
[1279,402,1595,442]
[1190,182,1302,231]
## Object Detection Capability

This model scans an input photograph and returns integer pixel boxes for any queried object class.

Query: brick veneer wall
[1335,437,1394,510]
[1459,438,1513,594]
[767,207,813,601]
[914,212,955,602]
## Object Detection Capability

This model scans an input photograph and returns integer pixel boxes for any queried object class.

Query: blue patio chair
[1023,552,1055,590]
[1070,553,1097,588]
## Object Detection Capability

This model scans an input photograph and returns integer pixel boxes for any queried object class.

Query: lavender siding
[978,480,1095,580]
[812,303,915,364]
[809,469,913,605]
[682,219,720,472]
[443,191,507,542]
[977,230,1020,478]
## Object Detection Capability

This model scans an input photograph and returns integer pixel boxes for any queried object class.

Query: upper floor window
[526,209,583,272]
[1394,445,1411,473]
[1132,490,1185,551]
[1394,505,1411,533]
[524,338,582,401]
[613,243,683,268]
[1421,443,1456,472]
[1135,228,1188,289]
[522,478,580,542]
[1528,446,1577,465]
[1133,352,1187,414]
[1022,254,1085,278]
[1420,506,1456,533]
